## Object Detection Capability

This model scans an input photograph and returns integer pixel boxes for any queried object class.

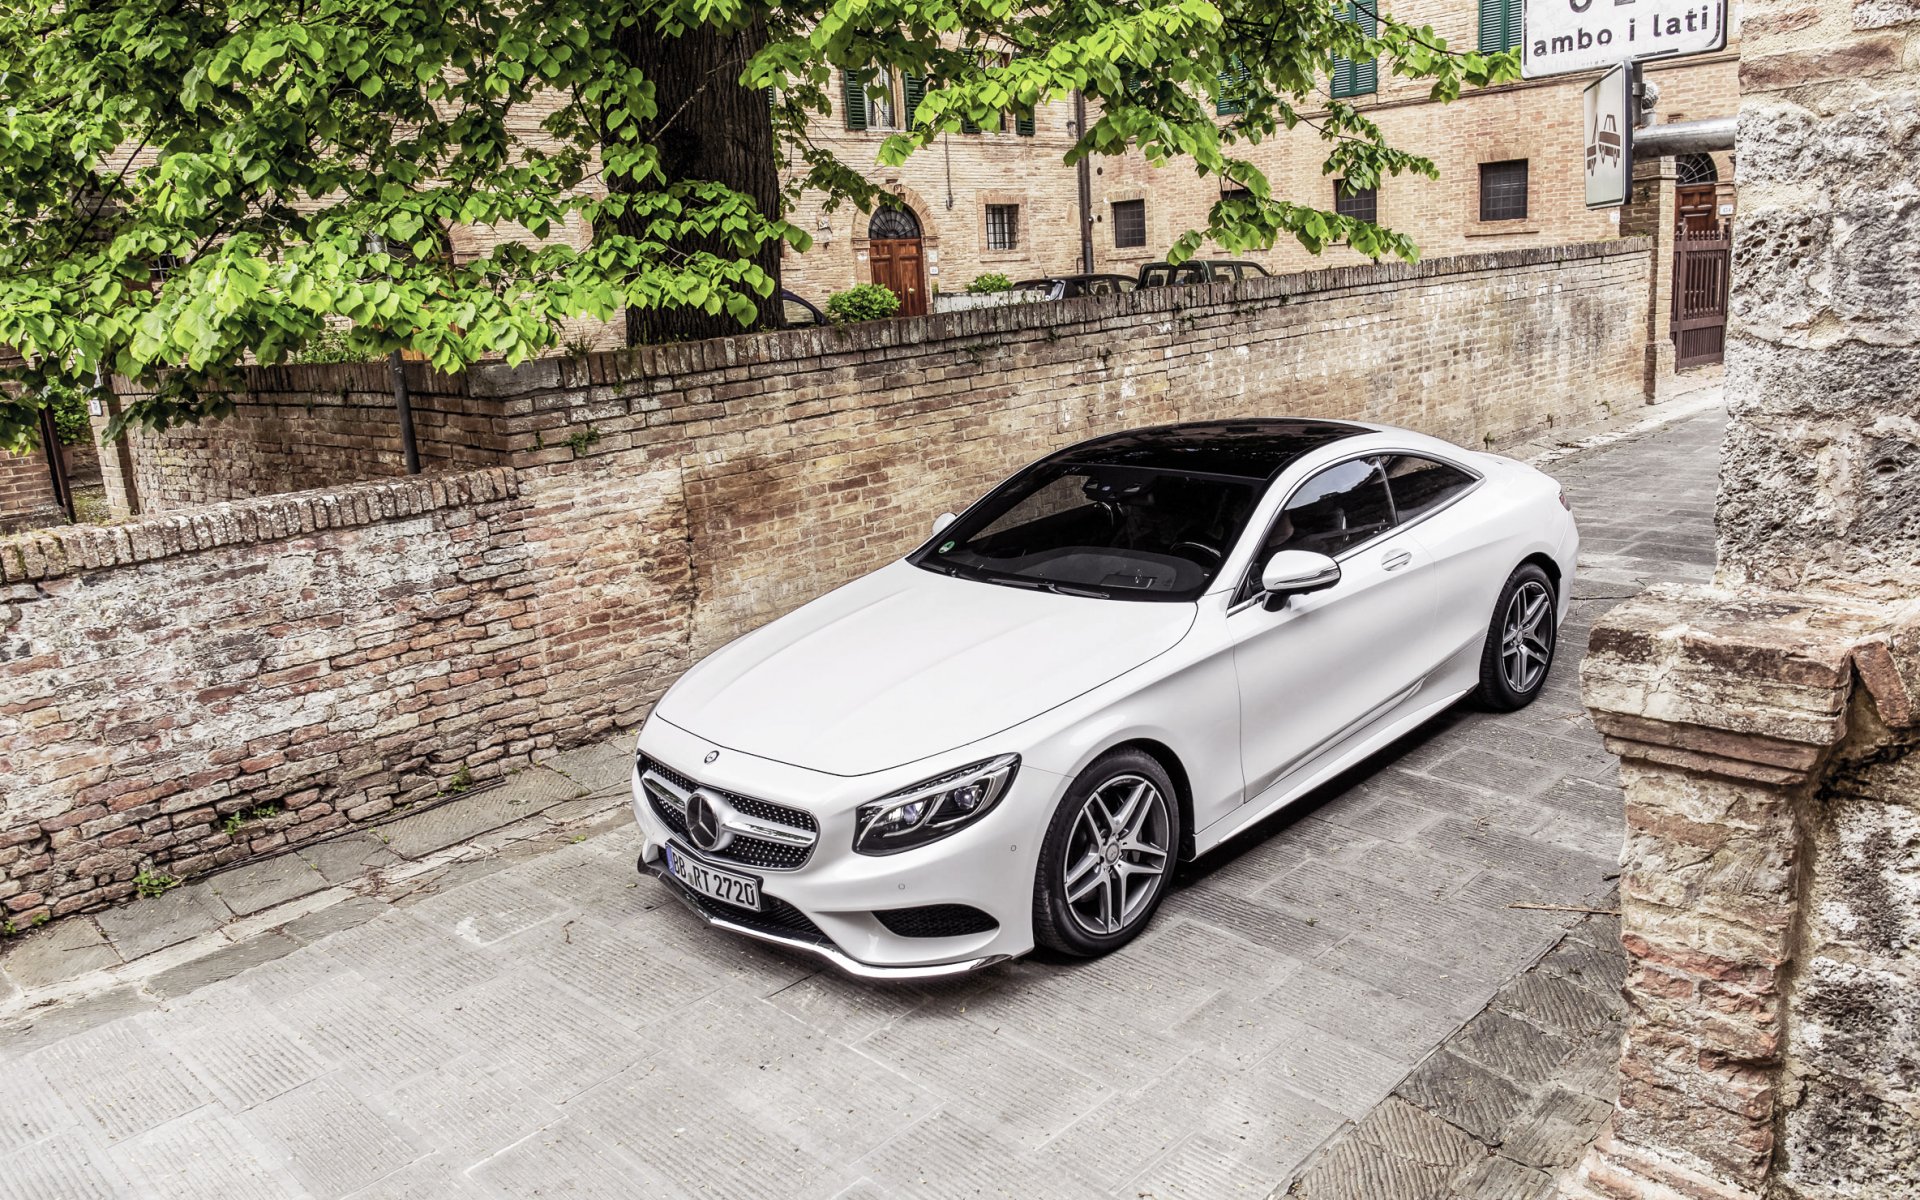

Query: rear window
[1383,455,1479,521]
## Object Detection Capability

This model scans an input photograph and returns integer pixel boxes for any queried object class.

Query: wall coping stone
[1581,582,1920,784]
[0,467,518,586]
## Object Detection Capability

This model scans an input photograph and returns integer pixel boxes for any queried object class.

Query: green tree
[0,0,1512,452]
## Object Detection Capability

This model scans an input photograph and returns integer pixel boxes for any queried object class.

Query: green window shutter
[1480,0,1521,52]
[902,73,926,131]
[1216,60,1249,116]
[843,71,867,131]
[1015,110,1035,136]
[961,114,981,134]
[1331,2,1377,99]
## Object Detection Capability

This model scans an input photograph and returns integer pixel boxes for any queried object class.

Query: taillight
[1558,487,1571,511]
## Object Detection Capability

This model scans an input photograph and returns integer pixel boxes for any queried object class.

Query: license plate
[664,844,761,911]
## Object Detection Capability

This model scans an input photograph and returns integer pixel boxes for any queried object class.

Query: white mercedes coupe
[632,418,1577,979]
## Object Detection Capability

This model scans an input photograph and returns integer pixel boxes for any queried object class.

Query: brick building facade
[778,0,1740,308]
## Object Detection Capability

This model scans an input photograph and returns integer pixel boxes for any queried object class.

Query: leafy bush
[824,284,902,324]
[289,325,379,364]
[44,377,93,446]
[967,273,1014,295]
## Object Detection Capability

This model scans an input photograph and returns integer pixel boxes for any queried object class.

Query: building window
[1216,59,1251,115]
[985,204,1020,250]
[1478,0,1523,52]
[1479,159,1529,221]
[1330,1,1378,99]
[842,70,899,131]
[1112,200,1147,248]
[1334,180,1377,225]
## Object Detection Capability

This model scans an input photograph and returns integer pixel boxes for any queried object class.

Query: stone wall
[1714,0,1920,598]
[1558,0,1920,1195]
[7,240,1652,921]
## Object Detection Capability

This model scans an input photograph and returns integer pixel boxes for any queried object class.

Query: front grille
[874,904,1000,938]
[674,881,829,945]
[638,755,819,870]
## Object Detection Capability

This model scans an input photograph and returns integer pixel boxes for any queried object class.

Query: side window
[1382,455,1478,521]
[1241,458,1395,601]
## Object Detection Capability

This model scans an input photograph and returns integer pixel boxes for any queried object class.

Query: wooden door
[868,238,927,317]
[1675,184,1719,234]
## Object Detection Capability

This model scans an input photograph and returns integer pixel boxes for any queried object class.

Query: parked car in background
[632,418,1578,978]
[1136,260,1272,287]
[776,288,829,328]
[1011,274,1140,302]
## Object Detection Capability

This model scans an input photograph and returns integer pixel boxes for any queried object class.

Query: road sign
[1522,0,1729,79]
[1582,65,1631,208]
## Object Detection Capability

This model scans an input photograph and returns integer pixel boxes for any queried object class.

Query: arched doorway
[866,206,927,317]
[1674,154,1720,233]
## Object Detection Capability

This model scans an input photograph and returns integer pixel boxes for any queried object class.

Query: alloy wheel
[1500,580,1554,693]
[1061,774,1172,937]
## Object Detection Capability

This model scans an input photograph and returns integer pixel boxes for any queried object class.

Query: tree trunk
[618,18,783,346]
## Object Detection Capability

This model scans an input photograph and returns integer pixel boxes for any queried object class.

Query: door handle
[1382,549,1412,572]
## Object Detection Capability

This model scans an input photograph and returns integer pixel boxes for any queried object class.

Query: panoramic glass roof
[1047,419,1368,481]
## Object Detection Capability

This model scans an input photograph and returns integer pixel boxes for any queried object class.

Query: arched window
[1675,154,1718,185]
[867,206,921,240]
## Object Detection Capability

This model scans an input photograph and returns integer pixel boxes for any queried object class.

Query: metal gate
[1671,226,1732,368]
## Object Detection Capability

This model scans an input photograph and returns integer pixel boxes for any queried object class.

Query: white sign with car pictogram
[1583,64,1632,208]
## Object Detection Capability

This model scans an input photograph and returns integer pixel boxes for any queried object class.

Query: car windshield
[910,463,1262,601]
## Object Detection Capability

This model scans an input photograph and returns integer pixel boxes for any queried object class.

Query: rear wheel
[1475,563,1558,711]
[1032,750,1180,958]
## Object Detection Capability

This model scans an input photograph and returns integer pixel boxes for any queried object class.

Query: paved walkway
[0,392,1724,1200]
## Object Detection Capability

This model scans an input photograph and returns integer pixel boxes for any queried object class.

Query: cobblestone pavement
[0,397,1724,1200]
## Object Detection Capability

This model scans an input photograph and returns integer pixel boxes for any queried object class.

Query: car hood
[654,561,1195,777]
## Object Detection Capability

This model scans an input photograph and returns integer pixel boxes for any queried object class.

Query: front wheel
[1475,563,1558,711]
[1032,750,1181,958]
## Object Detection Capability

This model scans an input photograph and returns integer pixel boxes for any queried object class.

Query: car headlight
[853,754,1020,856]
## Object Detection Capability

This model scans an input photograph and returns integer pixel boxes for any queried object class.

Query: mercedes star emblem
[684,790,734,852]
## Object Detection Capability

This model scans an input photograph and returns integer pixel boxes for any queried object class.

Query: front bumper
[637,854,1010,980]
[630,719,1062,977]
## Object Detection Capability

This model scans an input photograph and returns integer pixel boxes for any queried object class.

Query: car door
[1223,456,1439,812]
[1378,452,1502,688]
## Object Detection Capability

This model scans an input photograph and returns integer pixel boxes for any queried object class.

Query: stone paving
[0,394,1724,1200]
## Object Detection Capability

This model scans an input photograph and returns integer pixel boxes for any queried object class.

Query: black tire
[1032,749,1182,958]
[1474,563,1558,711]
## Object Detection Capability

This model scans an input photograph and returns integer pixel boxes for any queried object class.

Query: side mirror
[1260,550,1341,610]
[932,513,957,536]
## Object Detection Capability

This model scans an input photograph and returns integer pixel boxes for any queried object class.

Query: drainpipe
[36,402,75,523]
[388,350,420,475]
[1074,90,1095,274]
[1631,116,1737,157]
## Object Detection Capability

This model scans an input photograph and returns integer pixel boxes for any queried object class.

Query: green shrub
[966,273,1013,295]
[290,325,379,364]
[824,284,902,324]
[46,378,92,446]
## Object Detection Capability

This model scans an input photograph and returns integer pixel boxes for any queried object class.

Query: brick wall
[0,468,689,923]
[100,360,508,512]
[7,239,1651,920]
[0,450,61,534]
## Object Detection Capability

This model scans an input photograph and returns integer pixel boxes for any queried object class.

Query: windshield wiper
[983,574,1111,599]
